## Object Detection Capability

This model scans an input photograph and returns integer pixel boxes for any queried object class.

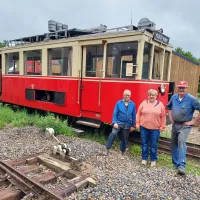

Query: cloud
[0,0,199,57]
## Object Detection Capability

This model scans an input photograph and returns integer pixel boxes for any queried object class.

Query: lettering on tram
[153,31,170,45]
[1,18,173,128]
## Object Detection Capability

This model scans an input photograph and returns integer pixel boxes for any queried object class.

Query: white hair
[123,89,131,95]
[148,89,158,96]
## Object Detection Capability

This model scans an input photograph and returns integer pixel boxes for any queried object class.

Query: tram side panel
[1,76,80,117]
[100,80,169,124]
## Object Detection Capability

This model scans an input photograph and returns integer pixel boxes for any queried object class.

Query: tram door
[80,45,103,114]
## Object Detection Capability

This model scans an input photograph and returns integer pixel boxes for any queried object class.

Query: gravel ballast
[0,126,199,200]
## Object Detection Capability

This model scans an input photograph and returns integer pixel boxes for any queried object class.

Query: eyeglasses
[124,95,130,97]
[148,94,156,97]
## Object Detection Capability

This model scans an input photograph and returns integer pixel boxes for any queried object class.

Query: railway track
[0,153,96,200]
[129,132,200,160]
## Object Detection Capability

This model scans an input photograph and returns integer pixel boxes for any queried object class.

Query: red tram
[0,18,174,128]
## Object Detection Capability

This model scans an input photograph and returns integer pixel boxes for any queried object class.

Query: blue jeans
[140,126,160,161]
[106,126,129,153]
[171,124,191,169]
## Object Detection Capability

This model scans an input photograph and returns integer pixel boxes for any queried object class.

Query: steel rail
[0,160,62,200]
[128,133,200,160]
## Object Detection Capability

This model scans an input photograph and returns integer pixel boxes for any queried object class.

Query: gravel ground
[0,126,200,200]
[164,124,200,144]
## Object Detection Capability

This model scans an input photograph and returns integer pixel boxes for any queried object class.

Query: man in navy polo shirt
[166,81,200,175]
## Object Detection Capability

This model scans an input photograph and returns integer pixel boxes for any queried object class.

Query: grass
[160,131,171,139]
[78,131,107,145]
[157,153,200,176]
[129,144,200,176]
[130,145,142,157]
[0,105,73,136]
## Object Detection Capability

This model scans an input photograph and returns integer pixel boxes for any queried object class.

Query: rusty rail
[0,160,63,200]
[0,154,96,200]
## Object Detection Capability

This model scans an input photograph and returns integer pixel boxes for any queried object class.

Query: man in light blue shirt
[166,80,200,175]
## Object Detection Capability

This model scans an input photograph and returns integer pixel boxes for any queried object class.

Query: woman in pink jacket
[136,89,166,167]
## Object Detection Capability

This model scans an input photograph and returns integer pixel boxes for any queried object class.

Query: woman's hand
[136,125,140,130]
[160,127,165,131]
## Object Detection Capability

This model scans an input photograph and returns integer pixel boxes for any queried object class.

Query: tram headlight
[159,84,165,95]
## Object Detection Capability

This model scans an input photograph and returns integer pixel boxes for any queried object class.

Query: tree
[175,47,200,64]
[175,47,184,55]
[0,40,8,48]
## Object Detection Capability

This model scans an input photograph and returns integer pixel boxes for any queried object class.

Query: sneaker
[104,148,109,156]
[120,152,125,159]
[173,165,178,170]
[150,161,156,168]
[141,160,147,166]
[177,168,186,176]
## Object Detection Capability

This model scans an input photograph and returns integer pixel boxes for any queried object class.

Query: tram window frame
[163,50,170,81]
[6,52,20,74]
[151,48,161,80]
[142,42,152,80]
[105,41,138,79]
[24,50,42,75]
[48,47,72,76]
[85,45,104,77]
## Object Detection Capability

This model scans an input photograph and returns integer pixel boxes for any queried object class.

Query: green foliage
[11,109,32,127]
[160,131,171,139]
[78,131,107,144]
[0,40,8,48]
[34,113,73,136]
[157,154,200,176]
[175,47,200,64]
[130,145,141,157]
[0,121,5,129]
[0,105,15,123]
[0,105,73,136]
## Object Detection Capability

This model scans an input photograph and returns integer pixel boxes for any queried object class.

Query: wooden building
[170,51,200,97]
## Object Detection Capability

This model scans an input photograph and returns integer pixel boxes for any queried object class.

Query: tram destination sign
[153,31,170,45]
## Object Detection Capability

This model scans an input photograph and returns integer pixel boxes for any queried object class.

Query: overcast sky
[0,0,199,57]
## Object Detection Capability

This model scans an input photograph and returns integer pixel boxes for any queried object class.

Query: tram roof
[1,25,172,50]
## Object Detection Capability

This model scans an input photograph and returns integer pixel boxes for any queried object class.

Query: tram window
[163,51,170,81]
[35,90,54,102]
[85,45,103,77]
[34,89,65,105]
[142,42,152,79]
[48,47,72,76]
[6,52,19,74]
[24,50,42,75]
[106,42,138,78]
[152,49,161,80]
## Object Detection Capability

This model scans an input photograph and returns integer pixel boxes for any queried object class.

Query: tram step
[76,120,100,128]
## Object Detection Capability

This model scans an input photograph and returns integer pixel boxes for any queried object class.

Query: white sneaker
[141,160,147,166]
[151,161,156,167]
